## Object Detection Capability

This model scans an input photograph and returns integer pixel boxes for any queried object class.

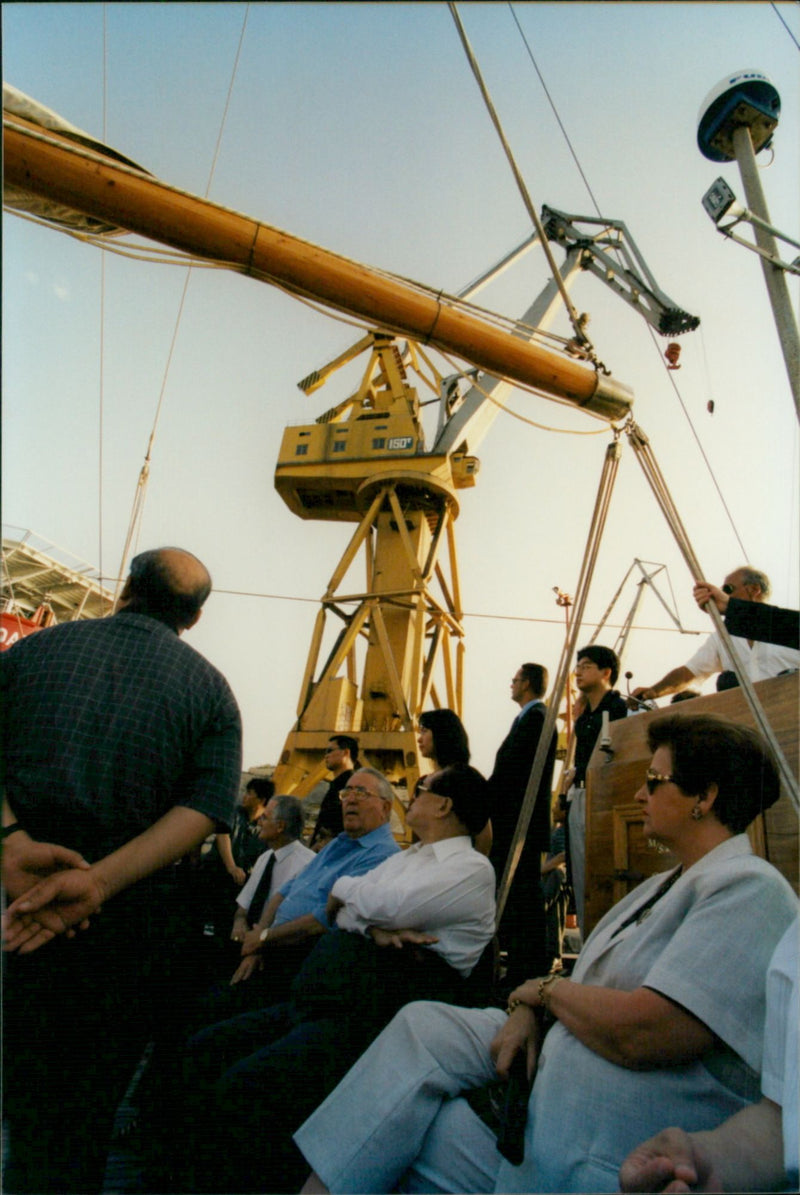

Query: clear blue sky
[3,2,799,771]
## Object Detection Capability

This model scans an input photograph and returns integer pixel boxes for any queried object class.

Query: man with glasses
[171,764,495,1194]
[632,566,799,702]
[309,735,360,850]
[210,768,399,1012]
[230,795,314,943]
[561,645,627,936]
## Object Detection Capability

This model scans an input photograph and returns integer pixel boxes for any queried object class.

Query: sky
[3,2,799,775]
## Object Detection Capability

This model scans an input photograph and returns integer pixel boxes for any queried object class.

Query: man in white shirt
[230,795,314,942]
[632,566,799,702]
[174,763,496,1195]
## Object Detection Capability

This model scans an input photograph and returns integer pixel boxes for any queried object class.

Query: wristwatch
[259,927,270,943]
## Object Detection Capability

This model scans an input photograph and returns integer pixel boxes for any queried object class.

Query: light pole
[698,71,800,420]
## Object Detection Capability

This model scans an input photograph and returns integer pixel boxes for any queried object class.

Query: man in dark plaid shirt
[1,546,242,1193]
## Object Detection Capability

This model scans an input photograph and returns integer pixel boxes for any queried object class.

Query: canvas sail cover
[3,82,151,234]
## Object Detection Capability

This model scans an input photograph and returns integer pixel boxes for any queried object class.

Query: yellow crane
[3,89,701,828]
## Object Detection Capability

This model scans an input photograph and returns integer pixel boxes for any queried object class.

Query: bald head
[120,547,212,632]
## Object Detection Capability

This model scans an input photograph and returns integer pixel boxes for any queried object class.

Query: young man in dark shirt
[309,735,359,849]
[561,645,627,934]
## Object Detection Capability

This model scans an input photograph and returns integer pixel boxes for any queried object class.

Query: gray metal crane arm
[542,206,701,337]
[432,207,699,457]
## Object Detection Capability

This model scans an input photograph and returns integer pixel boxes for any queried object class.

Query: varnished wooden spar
[3,115,634,421]
[584,673,799,934]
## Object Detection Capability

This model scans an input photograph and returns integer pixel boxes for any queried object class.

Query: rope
[447,2,594,357]
[114,4,251,586]
[507,2,604,216]
[434,349,609,435]
[644,323,750,560]
[496,437,622,924]
[506,4,751,560]
[626,421,799,813]
[770,1,800,51]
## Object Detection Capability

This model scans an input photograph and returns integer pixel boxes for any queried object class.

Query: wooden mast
[4,114,634,421]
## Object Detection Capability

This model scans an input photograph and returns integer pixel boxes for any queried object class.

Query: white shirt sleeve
[683,632,725,682]
[236,849,273,911]
[334,841,494,937]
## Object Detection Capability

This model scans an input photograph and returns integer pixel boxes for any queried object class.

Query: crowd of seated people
[4,564,797,1195]
[127,703,796,1195]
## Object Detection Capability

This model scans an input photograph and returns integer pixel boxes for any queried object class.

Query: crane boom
[3,112,633,422]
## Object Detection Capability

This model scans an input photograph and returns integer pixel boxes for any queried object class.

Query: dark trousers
[180,1004,358,1193]
[4,945,148,1193]
[2,877,201,1194]
[165,931,491,1194]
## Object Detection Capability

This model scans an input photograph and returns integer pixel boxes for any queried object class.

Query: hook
[664,343,681,370]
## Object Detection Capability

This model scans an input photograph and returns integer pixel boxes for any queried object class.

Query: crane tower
[272,335,478,818]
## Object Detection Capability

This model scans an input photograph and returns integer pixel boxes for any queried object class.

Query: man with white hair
[632,566,798,701]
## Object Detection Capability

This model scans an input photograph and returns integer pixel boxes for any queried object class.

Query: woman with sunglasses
[295,713,797,1195]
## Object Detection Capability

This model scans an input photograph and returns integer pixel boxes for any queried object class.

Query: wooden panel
[585,674,799,934]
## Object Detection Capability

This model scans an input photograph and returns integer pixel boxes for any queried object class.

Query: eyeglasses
[645,770,675,795]
[721,583,735,595]
[412,779,439,797]
[339,786,378,803]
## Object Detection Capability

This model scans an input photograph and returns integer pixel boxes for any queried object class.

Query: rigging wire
[507,2,603,217]
[5,205,588,362]
[8,201,614,436]
[95,579,701,636]
[434,348,609,435]
[447,1,594,358]
[644,321,749,560]
[770,1,800,51]
[115,4,251,583]
[507,1,752,562]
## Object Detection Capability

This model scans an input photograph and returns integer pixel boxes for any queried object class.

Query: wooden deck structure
[584,673,799,935]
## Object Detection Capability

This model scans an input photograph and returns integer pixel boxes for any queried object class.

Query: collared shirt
[573,688,627,785]
[332,836,496,976]
[685,628,799,685]
[490,834,799,1194]
[275,821,399,929]
[514,697,545,722]
[0,610,241,859]
[237,838,316,913]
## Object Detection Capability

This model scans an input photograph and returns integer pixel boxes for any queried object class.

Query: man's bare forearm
[636,665,695,700]
[90,807,215,903]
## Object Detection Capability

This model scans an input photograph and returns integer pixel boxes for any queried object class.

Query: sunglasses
[645,770,675,795]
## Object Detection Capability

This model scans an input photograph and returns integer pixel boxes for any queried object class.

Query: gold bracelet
[505,997,523,1016]
[537,971,563,1011]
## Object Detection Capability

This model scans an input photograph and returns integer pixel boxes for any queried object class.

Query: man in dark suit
[487,662,556,987]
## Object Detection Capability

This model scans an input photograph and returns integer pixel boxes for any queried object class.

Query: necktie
[247,852,276,925]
